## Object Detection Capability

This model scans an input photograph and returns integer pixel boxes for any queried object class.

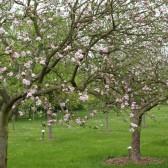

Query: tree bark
[142,113,146,128]
[131,111,142,162]
[48,125,52,140]
[105,112,109,132]
[12,115,15,131]
[0,109,8,168]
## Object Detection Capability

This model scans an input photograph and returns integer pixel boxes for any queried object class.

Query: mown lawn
[8,105,168,168]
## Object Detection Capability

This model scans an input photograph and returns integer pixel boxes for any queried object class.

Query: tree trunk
[29,110,32,120]
[131,111,142,162]
[142,113,146,128]
[48,125,52,139]
[0,110,8,168]
[12,114,15,131]
[105,112,109,132]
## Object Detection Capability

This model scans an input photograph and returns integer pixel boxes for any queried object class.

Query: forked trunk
[131,111,142,162]
[0,111,8,168]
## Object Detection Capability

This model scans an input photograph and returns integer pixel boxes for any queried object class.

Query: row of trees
[0,0,167,167]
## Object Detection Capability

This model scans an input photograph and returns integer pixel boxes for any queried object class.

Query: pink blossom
[105,85,109,89]
[31,73,36,77]
[79,93,89,102]
[47,123,52,126]
[84,116,88,120]
[131,102,139,110]
[7,72,13,76]
[123,94,129,100]
[130,113,134,118]
[13,19,20,26]
[5,49,12,54]
[71,57,76,62]
[157,37,162,43]
[58,53,63,58]
[23,37,31,42]
[21,72,26,76]
[27,20,32,24]
[52,113,57,117]
[166,80,168,86]
[116,98,122,103]
[12,52,20,58]
[142,86,151,91]
[76,118,81,125]
[124,101,129,106]
[159,7,164,12]
[40,60,46,65]
[17,35,23,40]
[45,83,49,87]
[67,0,73,3]
[0,27,5,34]
[27,90,35,98]
[0,67,7,73]
[48,120,56,123]
[42,19,47,23]
[63,45,71,51]
[19,111,25,116]
[81,119,86,125]
[16,74,21,79]
[75,50,83,60]
[50,44,57,49]
[60,102,65,107]
[105,15,110,20]
[26,51,31,55]
[22,79,30,85]
[24,61,33,68]
[27,92,33,98]
[131,123,138,128]
[36,36,42,41]
[90,113,94,117]
[47,110,52,115]
[36,99,42,106]
[68,86,74,92]
[101,47,108,53]
[48,18,53,21]
[64,114,70,121]
[67,125,71,128]
[21,51,26,57]
[129,128,134,133]
[93,110,97,114]
[121,103,126,109]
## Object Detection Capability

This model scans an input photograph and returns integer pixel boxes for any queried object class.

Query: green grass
[8,105,168,168]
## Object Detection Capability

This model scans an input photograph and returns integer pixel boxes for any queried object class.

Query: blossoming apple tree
[105,47,168,161]
[0,0,167,167]
[0,0,128,167]
[75,0,168,162]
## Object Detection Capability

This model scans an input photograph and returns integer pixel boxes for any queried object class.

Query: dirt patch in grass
[104,157,164,165]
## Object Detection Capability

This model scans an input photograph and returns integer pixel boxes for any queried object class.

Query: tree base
[104,157,164,165]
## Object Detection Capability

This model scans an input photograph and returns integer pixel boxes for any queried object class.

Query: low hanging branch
[0,88,10,104]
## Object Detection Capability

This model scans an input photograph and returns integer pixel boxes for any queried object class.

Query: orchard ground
[8,105,168,168]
